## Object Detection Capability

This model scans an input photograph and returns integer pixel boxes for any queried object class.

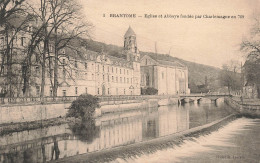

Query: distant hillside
[81,39,222,93]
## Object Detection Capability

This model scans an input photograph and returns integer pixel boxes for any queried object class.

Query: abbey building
[0,23,189,97]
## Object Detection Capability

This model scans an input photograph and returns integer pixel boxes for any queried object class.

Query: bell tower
[123,26,140,95]
[124,26,138,53]
[124,26,140,62]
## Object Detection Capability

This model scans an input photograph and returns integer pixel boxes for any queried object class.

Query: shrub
[67,93,100,142]
[141,87,158,95]
[66,93,100,121]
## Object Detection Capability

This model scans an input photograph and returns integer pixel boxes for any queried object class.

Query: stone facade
[140,55,189,95]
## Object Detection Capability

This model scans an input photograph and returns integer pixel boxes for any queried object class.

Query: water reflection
[0,101,232,163]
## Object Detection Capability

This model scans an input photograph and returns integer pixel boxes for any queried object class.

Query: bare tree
[219,60,242,95]
[241,16,260,98]
[0,0,26,26]
[48,0,92,97]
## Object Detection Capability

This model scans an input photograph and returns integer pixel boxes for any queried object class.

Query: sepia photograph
[0,0,259,162]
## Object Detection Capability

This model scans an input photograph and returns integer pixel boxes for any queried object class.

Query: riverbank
[54,114,238,163]
[225,97,260,118]
[0,117,74,136]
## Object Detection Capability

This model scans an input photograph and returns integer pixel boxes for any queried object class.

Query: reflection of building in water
[0,106,190,162]
[141,106,189,139]
[158,106,189,137]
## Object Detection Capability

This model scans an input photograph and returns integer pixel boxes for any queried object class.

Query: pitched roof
[157,60,186,68]
[124,26,136,37]
[141,54,187,68]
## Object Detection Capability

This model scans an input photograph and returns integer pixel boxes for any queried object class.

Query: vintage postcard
[0,0,259,162]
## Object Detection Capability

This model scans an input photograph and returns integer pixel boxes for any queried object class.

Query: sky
[77,0,259,68]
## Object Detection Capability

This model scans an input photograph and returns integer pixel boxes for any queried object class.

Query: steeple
[124,26,137,53]
[124,26,136,37]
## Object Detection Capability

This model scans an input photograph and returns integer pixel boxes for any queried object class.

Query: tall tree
[241,16,260,98]
[219,60,241,95]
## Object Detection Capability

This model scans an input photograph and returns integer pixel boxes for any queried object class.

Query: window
[92,74,94,80]
[112,76,114,82]
[21,37,26,46]
[75,61,78,68]
[120,69,121,74]
[0,37,4,47]
[103,75,105,81]
[49,45,53,52]
[124,69,125,74]
[127,70,129,75]
[108,66,109,72]
[112,67,114,73]
[98,88,100,95]
[124,77,125,83]
[36,86,40,96]
[85,63,88,69]
[120,77,122,83]
[103,65,105,72]
[116,68,118,73]
[131,78,132,83]
[127,78,129,83]
[116,77,118,82]
[62,90,66,97]
[85,87,88,93]
[35,66,40,76]
[50,87,53,96]
[85,73,88,79]
[108,75,109,82]
[108,88,110,95]
[75,87,78,95]
[162,72,164,79]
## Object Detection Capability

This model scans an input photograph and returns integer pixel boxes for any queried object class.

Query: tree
[219,60,242,95]
[21,0,92,98]
[0,0,26,26]
[241,16,260,98]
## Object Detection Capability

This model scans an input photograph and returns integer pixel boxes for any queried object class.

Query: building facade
[1,19,188,97]
[140,55,189,95]
[0,24,141,97]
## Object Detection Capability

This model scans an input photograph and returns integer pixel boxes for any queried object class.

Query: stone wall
[0,97,180,125]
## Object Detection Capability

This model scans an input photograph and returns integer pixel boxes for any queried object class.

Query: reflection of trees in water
[69,119,100,143]
[51,137,60,160]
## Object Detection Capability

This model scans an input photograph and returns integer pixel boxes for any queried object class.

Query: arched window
[146,73,150,86]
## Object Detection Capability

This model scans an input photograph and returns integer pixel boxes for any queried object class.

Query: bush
[67,93,100,142]
[141,87,158,95]
[66,93,100,121]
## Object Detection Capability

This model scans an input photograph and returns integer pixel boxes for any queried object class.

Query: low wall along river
[0,96,179,125]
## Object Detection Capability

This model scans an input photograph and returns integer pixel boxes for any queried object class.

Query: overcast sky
[78,0,259,68]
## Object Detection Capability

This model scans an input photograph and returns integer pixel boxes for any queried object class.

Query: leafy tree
[66,93,100,120]
[67,93,100,142]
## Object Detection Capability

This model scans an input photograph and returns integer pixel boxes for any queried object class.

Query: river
[0,98,259,163]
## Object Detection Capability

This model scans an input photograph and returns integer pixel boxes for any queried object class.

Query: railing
[0,94,179,106]
[0,96,78,105]
[98,95,178,102]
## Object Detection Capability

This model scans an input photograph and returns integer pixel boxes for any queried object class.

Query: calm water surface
[1,99,252,163]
